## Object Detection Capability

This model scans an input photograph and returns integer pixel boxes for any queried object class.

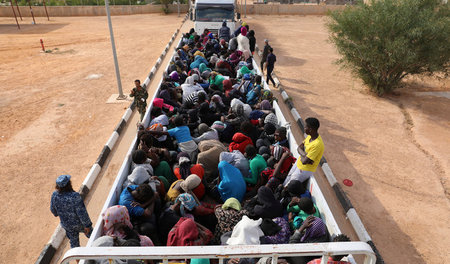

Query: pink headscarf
[241,26,247,37]
[102,205,132,238]
[102,205,154,246]
[153,98,174,112]
[242,50,251,61]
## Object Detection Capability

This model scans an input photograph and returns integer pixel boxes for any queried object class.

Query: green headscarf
[210,72,225,91]
[199,63,211,73]
[222,197,242,211]
[239,66,251,75]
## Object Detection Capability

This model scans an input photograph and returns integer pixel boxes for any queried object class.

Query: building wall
[0,4,346,17]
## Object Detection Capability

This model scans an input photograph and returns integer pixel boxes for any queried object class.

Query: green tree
[327,0,450,95]
[160,0,171,13]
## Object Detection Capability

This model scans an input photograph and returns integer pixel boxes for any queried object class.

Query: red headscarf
[228,133,253,154]
[223,79,233,97]
[167,217,213,246]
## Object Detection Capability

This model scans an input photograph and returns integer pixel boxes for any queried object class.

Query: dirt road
[0,14,183,263]
[1,13,449,264]
[247,15,450,264]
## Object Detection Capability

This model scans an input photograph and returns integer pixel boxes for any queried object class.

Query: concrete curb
[36,14,188,264]
[271,67,385,264]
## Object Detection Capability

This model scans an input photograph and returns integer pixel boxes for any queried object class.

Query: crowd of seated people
[89,22,350,264]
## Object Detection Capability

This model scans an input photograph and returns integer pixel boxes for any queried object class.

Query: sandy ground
[247,15,450,264]
[0,14,183,263]
[1,13,449,264]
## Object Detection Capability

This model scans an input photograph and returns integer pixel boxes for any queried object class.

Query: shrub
[327,0,450,95]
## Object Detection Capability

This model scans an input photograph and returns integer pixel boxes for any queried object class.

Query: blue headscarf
[175,193,198,216]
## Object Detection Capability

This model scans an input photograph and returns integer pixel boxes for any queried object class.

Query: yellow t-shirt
[297,135,324,172]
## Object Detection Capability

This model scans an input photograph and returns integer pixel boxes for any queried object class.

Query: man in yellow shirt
[283,117,324,186]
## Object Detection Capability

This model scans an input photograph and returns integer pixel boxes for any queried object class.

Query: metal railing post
[104,0,126,99]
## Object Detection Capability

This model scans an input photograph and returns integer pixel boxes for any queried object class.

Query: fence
[0,4,346,17]
[61,243,376,264]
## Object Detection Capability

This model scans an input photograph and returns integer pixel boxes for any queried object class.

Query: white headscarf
[226,216,264,245]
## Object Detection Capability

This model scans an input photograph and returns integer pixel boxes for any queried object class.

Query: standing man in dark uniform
[265,47,277,87]
[261,39,271,74]
[130,79,148,121]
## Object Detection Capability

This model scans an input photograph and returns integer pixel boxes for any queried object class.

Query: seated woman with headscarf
[167,217,213,246]
[260,89,275,104]
[213,198,248,244]
[216,59,234,78]
[217,160,247,203]
[181,74,204,103]
[236,65,254,80]
[209,72,226,92]
[173,192,216,232]
[102,205,154,247]
[260,217,291,245]
[197,139,227,183]
[222,104,249,133]
[198,102,221,127]
[210,94,228,114]
[199,63,211,74]
[247,186,283,220]
[228,132,253,155]
[190,55,209,70]
[222,79,234,100]
[158,82,181,109]
[194,123,220,143]
[166,173,204,202]
[173,153,206,198]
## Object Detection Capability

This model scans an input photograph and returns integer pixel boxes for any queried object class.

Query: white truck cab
[191,0,240,34]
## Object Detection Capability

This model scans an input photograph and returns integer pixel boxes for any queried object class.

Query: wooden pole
[43,0,50,21]
[28,0,36,24]
[14,0,22,20]
[10,0,21,29]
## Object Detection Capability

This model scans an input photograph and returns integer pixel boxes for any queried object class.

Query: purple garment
[301,217,327,242]
[170,71,180,81]
[260,100,272,110]
[262,217,291,244]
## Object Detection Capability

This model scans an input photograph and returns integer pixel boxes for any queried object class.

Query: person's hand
[299,216,315,230]
[227,258,240,264]
[288,212,294,222]
[84,227,92,237]
[150,147,159,154]
[131,201,142,208]
[290,197,300,205]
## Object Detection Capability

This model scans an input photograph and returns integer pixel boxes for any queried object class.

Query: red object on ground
[40,39,45,52]
[343,179,353,187]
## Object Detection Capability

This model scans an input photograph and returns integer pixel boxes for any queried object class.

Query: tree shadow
[0,23,69,34]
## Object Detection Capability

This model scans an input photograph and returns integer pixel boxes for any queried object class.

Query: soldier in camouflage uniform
[130,79,148,121]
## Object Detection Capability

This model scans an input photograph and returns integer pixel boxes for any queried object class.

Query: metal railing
[61,242,376,264]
